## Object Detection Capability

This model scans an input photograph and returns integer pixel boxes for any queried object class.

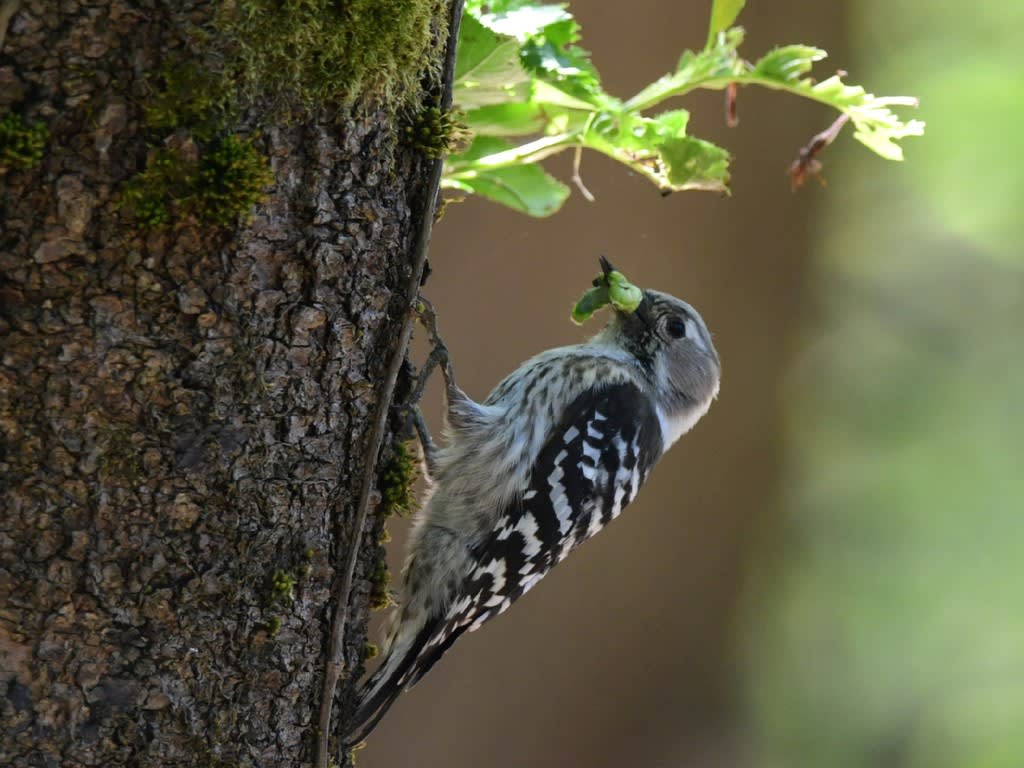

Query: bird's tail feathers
[344,617,434,746]
[344,614,470,746]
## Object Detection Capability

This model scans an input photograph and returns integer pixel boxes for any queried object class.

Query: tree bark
[0,2,441,765]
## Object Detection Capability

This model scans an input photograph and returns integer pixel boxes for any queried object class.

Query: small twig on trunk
[314,2,466,767]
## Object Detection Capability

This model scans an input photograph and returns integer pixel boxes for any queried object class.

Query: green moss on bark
[379,440,418,516]
[143,63,233,142]
[270,569,298,603]
[123,136,272,229]
[368,554,392,610]
[0,112,48,173]
[217,0,448,113]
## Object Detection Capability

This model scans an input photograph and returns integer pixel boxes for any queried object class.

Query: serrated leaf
[851,114,925,161]
[586,108,689,154]
[447,133,570,170]
[651,109,690,138]
[707,0,746,45]
[443,167,569,217]
[748,57,925,161]
[455,13,532,109]
[520,16,615,109]
[752,45,826,83]
[529,80,599,111]
[628,27,745,110]
[449,2,922,212]
[659,136,731,190]
[444,136,570,216]
[478,4,572,39]
[581,108,729,193]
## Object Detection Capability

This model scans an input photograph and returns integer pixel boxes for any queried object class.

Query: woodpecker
[346,261,720,743]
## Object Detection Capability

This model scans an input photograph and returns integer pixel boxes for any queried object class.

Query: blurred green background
[361,2,1024,766]
[744,1,1024,767]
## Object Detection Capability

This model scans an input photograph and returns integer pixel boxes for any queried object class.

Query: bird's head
[588,258,720,420]
[609,289,720,411]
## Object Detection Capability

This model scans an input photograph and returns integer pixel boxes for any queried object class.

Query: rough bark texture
[0,2,435,765]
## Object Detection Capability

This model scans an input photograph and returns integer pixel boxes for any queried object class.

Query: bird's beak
[598,254,616,279]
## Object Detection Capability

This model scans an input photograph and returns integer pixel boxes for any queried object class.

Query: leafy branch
[442,0,924,216]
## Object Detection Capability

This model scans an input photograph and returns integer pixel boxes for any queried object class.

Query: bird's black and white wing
[412,381,663,676]
[347,381,663,742]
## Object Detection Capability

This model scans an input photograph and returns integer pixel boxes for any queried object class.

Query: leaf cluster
[443,0,924,216]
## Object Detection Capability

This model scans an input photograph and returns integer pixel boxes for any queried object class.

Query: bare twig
[787,112,850,191]
[314,2,466,766]
[725,82,739,128]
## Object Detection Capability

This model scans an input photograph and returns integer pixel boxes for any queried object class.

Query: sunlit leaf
[444,136,570,216]
[447,1,922,212]
[454,13,531,108]
[752,44,826,83]
[462,102,548,136]
[659,136,730,190]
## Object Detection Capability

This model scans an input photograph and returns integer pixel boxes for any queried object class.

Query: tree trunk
[0,2,443,765]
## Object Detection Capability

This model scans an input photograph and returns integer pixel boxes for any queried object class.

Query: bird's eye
[665,317,687,339]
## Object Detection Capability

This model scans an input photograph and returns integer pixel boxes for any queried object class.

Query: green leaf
[478,4,572,39]
[747,52,926,161]
[447,2,922,212]
[627,33,922,163]
[707,0,746,46]
[444,136,570,217]
[455,13,532,108]
[659,136,731,191]
[580,108,730,193]
[627,27,746,111]
[752,44,826,83]
[462,102,548,136]
[520,15,615,109]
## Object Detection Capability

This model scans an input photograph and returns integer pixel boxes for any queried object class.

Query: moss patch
[123,135,272,229]
[217,0,448,113]
[368,554,391,610]
[379,440,418,516]
[266,615,283,637]
[0,112,48,173]
[368,440,419,611]
[270,569,297,603]
[144,63,233,142]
